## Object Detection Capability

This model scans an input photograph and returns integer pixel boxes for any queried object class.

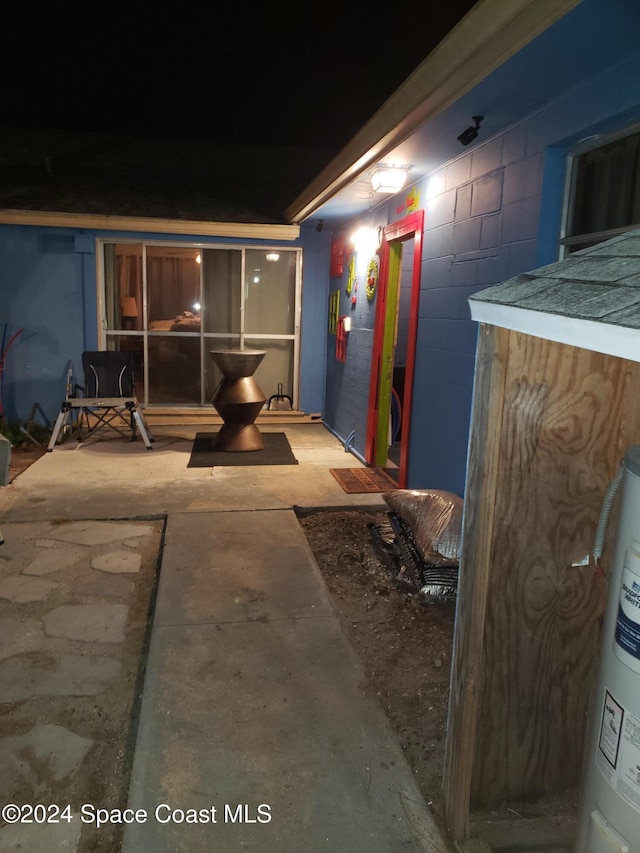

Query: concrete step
[141,408,320,427]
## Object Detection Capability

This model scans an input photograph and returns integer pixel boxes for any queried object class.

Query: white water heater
[577,446,640,852]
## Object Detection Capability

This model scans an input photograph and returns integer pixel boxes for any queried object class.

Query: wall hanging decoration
[328,290,340,334]
[366,258,379,301]
[336,316,348,362]
[346,255,356,296]
[330,236,346,277]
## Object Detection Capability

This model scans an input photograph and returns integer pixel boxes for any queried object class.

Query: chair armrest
[66,383,86,400]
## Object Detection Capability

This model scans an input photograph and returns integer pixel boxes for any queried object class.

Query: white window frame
[96,238,303,408]
[560,123,640,257]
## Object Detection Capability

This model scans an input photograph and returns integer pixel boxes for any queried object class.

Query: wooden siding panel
[443,323,510,840]
[470,331,639,805]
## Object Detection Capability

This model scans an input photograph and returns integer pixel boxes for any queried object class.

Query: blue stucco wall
[323,49,640,495]
[323,216,388,459]
[0,227,90,425]
[0,224,327,424]
[298,225,330,415]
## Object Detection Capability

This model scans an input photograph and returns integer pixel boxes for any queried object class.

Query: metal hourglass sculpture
[208,349,267,451]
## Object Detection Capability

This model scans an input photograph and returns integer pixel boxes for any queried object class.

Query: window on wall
[562,127,640,254]
[100,241,301,407]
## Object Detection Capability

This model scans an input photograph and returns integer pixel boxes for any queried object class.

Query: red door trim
[365,209,424,488]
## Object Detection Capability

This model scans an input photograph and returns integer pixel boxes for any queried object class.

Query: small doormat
[188,432,298,468]
[329,467,398,494]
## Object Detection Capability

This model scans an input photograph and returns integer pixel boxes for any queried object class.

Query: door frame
[365,210,424,488]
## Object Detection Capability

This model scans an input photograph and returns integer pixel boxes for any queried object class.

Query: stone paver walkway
[0,519,163,852]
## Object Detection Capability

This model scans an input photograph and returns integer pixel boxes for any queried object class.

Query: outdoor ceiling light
[370,165,410,194]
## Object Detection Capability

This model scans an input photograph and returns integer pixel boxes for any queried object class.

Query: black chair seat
[48,351,153,450]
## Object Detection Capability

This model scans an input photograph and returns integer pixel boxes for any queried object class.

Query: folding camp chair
[47,351,153,450]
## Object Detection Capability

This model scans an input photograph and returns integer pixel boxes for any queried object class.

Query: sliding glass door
[101,241,301,407]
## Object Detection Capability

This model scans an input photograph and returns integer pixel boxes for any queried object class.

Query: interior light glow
[195,253,202,264]
[266,252,280,262]
[193,302,201,311]
[253,276,260,284]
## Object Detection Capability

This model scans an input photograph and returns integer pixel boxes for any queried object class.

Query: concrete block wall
[321,48,640,494]
[406,133,544,495]
[323,216,388,458]
[406,50,640,496]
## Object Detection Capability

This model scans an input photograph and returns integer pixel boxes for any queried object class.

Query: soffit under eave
[0,209,300,241]
[285,0,583,225]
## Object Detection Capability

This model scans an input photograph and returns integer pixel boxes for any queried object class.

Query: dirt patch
[299,508,580,851]
[7,443,47,483]
[297,508,456,834]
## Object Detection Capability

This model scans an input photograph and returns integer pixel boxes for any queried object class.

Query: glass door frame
[96,238,303,407]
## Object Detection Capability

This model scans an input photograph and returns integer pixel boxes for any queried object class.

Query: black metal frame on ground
[47,396,154,450]
[368,512,459,601]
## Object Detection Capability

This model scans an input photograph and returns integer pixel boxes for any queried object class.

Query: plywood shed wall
[442,323,640,840]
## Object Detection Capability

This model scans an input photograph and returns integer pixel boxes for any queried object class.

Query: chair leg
[131,408,154,449]
[47,406,71,451]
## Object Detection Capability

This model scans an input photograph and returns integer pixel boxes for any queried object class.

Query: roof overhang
[470,300,640,363]
[285,0,582,225]
[0,209,300,241]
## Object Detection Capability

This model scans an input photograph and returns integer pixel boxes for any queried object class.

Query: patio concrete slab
[0,425,386,522]
[123,510,447,853]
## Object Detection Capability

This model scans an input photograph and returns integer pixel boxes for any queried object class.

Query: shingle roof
[470,230,640,327]
[0,127,335,224]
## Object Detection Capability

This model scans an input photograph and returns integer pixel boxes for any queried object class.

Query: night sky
[3,2,477,152]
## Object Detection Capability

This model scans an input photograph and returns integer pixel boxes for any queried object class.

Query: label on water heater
[596,689,640,816]
[614,559,640,675]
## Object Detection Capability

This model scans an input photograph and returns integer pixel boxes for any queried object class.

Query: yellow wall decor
[366,258,379,300]
[346,255,356,295]
[328,290,340,334]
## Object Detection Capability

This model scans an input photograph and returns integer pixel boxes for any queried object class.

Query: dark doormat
[188,432,298,468]
[329,467,398,493]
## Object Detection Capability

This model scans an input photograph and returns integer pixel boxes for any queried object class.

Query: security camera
[458,115,484,146]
